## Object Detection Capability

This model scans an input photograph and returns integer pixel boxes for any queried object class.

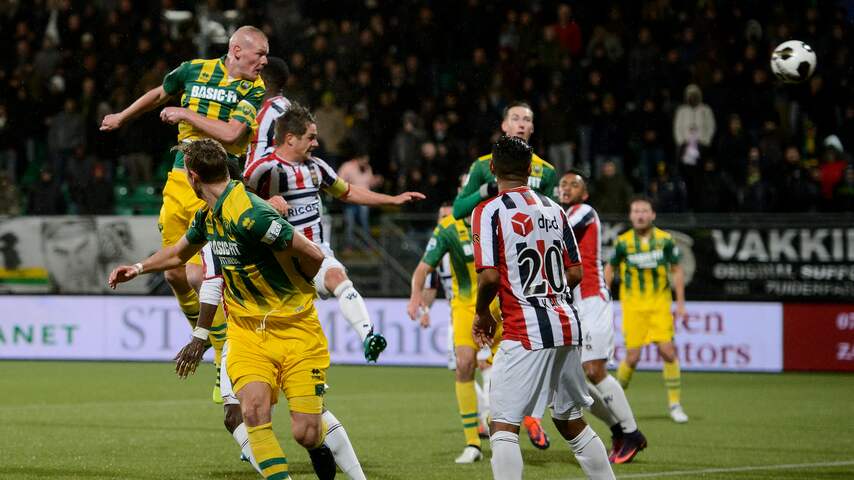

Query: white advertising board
[0,297,781,371]
[612,301,783,372]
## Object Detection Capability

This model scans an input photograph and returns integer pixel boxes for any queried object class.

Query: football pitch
[1,362,852,480]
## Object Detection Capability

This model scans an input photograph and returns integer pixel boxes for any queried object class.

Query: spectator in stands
[47,98,86,179]
[389,111,425,188]
[0,172,21,216]
[673,83,715,204]
[740,160,776,213]
[0,103,16,181]
[591,160,633,214]
[716,114,751,183]
[80,162,114,215]
[553,4,582,57]
[648,162,689,213]
[338,153,383,249]
[315,91,349,163]
[694,158,737,212]
[27,167,65,215]
[540,91,575,175]
[591,93,626,175]
[819,135,848,204]
[634,97,668,192]
[777,146,821,212]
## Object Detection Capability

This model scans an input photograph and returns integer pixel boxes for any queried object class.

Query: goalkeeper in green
[452,101,558,219]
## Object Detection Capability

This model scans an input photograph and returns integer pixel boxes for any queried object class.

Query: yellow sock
[663,360,682,406]
[247,422,289,479]
[174,288,200,327]
[617,361,635,389]
[455,381,480,447]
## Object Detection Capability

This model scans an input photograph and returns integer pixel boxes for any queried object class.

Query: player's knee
[239,396,270,427]
[292,420,322,449]
[185,264,203,292]
[553,417,588,440]
[625,349,641,366]
[164,268,188,290]
[326,268,348,293]
[223,405,243,433]
[455,349,476,381]
[583,361,607,383]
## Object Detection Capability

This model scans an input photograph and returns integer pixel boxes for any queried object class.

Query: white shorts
[490,340,592,425]
[220,340,239,406]
[577,295,615,363]
[314,243,346,299]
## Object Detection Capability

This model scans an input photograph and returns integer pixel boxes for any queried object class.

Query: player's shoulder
[531,153,554,170]
[476,153,492,163]
[567,202,594,216]
[307,155,333,169]
[653,227,674,241]
[438,215,457,229]
[616,228,634,243]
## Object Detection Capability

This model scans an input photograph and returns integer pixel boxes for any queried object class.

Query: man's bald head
[226,26,269,81]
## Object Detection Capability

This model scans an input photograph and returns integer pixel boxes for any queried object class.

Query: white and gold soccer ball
[770,40,817,84]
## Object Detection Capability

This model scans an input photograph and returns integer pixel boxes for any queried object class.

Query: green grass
[1,362,853,479]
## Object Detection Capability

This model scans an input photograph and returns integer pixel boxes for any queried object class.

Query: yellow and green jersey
[185,181,315,320]
[162,56,265,165]
[453,152,558,219]
[421,215,477,306]
[609,227,681,302]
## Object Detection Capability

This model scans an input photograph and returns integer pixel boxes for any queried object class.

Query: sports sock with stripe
[595,375,638,433]
[567,425,615,479]
[232,423,262,474]
[247,422,289,479]
[455,380,481,447]
[663,360,682,406]
[322,410,366,480]
[490,430,523,480]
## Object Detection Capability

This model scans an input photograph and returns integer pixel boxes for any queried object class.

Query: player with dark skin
[472,158,586,443]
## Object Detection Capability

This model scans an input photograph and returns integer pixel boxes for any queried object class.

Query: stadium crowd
[0,0,852,216]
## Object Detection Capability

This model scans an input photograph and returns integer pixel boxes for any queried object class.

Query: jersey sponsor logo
[262,221,283,245]
[537,215,559,233]
[627,250,665,269]
[189,85,238,104]
[287,203,319,217]
[511,212,534,237]
[210,240,241,257]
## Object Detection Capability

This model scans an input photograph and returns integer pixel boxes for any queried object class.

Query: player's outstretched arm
[161,109,248,146]
[108,236,203,289]
[175,276,223,379]
[453,162,492,219]
[274,230,325,279]
[342,184,425,207]
[101,86,171,131]
[407,262,434,327]
[473,268,500,348]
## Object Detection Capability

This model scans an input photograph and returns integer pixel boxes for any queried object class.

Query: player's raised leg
[320,264,387,363]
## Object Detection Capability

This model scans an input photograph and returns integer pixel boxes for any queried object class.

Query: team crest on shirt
[309,167,319,186]
[242,217,255,230]
[240,80,251,90]
[532,164,542,175]
[511,212,534,237]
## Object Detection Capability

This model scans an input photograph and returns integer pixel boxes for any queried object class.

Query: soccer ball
[770,40,817,83]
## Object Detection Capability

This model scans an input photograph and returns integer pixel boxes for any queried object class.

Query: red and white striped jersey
[246,95,291,165]
[243,152,350,245]
[566,203,609,300]
[473,186,582,351]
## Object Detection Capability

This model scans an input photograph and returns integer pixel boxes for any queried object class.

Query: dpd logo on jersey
[538,215,559,233]
[511,212,533,237]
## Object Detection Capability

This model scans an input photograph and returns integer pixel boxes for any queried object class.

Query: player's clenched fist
[160,106,186,124]
[472,311,497,349]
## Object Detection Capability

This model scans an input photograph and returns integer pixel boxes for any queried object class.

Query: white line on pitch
[560,459,854,479]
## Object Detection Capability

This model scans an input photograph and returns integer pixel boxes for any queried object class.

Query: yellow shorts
[621,296,674,349]
[451,300,501,357]
[226,310,330,414]
[159,169,205,265]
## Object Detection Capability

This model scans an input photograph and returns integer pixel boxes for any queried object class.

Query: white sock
[232,423,261,474]
[596,375,638,433]
[322,410,366,480]
[490,431,523,480]
[567,425,615,480]
[334,280,373,342]
[586,382,618,427]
